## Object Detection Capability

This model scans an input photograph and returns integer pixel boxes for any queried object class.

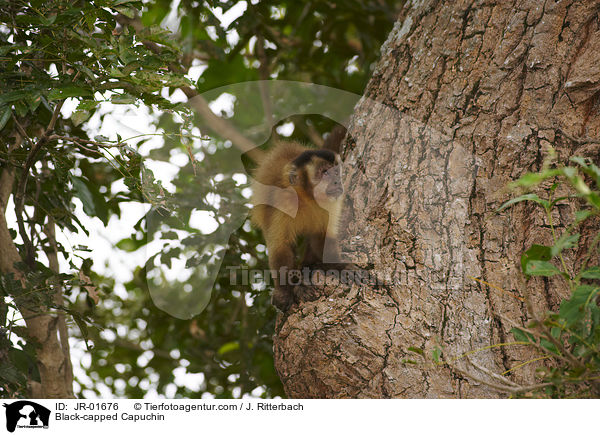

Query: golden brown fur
[250,141,343,310]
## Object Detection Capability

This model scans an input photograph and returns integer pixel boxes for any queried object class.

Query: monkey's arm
[264,220,297,311]
[267,243,296,311]
[302,233,325,266]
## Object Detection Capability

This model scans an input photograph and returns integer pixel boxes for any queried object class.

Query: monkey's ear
[286,163,298,185]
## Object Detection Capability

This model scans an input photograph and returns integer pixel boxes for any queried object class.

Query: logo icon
[3,401,50,433]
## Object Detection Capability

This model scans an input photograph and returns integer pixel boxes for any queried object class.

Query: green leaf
[48,86,93,101]
[40,14,57,26]
[431,347,441,363]
[586,192,600,210]
[217,341,239,355]
[570,156,588,167]
[0,106,11,131]
[551,233,580,257]
[13,100,28,117]
[539,339,559,355]
[0,90,33,104]
[111,94,136,104]
[407,346,424,355]
[0,362,26,385]
[72,176,96,216]
[70,310,92,351]
[110,67,127,78]
[510,327,534,343]
[71,110,91,126]
[581,267,600,280]
[572,157,600,187]
[575,209,594,223]
[510,169,561,188]
[116,237,145,252]
[521,244,552,274]
[559,285,600,327]
[115,6,136,18]
[498,193,550,212]
[77,100,100,111]
[525,260,561,277]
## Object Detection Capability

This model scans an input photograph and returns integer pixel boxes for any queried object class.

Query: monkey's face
[311,160,344,204]
[287,150,344,204]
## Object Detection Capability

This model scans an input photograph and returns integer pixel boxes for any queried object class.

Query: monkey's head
[286,149,343,204]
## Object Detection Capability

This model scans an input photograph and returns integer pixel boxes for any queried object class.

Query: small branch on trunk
[447,359,553,395]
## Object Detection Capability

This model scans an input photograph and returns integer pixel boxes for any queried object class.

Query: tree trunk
[0,134,73,398]
[274,0,600,398]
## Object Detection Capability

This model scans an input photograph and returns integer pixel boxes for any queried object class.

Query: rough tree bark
[274,0,600,398]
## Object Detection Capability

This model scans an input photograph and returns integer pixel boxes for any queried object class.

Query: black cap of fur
[291,149,336,167]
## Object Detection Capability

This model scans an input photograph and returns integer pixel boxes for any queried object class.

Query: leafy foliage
[500,153,600,398]
[0,0,399,398]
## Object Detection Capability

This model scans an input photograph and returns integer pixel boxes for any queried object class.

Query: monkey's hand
[293,281,324,304]
[272,287,294,312]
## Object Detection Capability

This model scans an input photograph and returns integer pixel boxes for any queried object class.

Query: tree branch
[0,132,23,210]
[14,100,65,266]
[185,90,265,161]
[44,215,74,397]
[0,209,71,397]
[114,13,265,161]
[48,135,126,150]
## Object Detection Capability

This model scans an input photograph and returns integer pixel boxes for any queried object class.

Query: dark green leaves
[48,86,93,101]
[71,177,96,216]
[504,151,600,397]
[559,285,599,327]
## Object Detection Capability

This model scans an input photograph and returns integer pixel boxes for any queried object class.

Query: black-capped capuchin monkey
[250,141,346,311]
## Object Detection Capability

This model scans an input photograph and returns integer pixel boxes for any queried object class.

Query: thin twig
[11,114,33,148]
[502,356,550,375]
[48,135,126,149]
[447,359,553,394]
[469,275,524,302]
[465,355,520,387]
[497,313,577,367]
